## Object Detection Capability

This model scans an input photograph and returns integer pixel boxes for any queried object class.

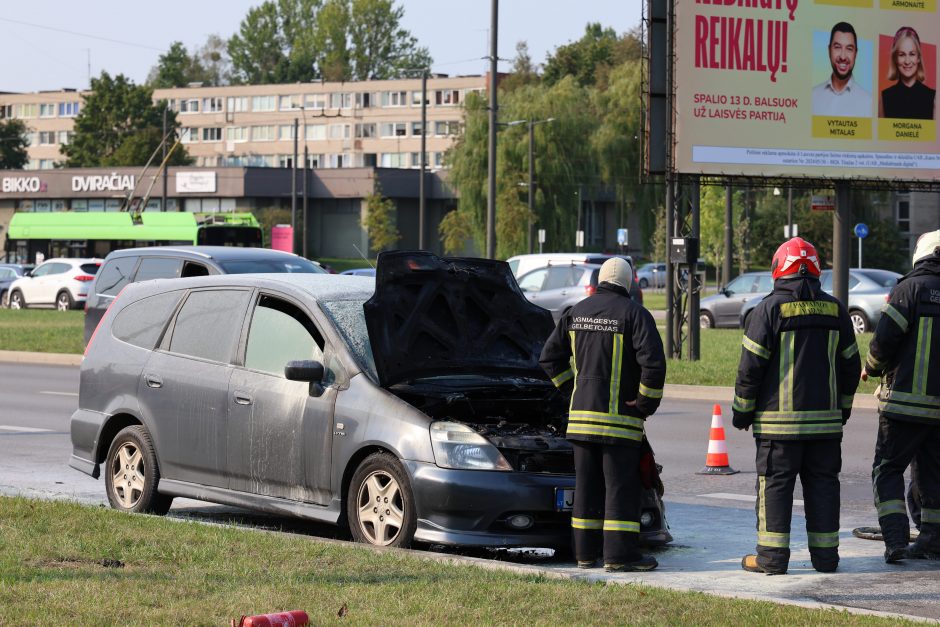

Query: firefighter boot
[880,514,911,563]
[741,554,786,575]
[604,555,658,572]
[907,524,940,560]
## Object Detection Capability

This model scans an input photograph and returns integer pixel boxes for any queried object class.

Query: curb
[0,350,82,366]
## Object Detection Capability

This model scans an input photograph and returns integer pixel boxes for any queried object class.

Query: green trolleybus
[3,212,263,263]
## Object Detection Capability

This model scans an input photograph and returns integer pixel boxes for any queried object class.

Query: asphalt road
[1,362,936,619]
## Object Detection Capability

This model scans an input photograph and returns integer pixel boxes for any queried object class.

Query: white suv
[7,258,102,311]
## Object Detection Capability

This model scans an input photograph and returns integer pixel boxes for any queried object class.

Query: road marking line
[39,391,78,397]
[0,425,54,433]
[700,492,804,506]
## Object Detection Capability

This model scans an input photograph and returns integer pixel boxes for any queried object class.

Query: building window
[38,159,55,170]
[380,122,407,137]
[411,91,428,106]
[355,92,373,108]
[251,96,277,112]
[326,154,349,168]
[25,132,37,146]
[181,127,198,143]
[411,122,425,136]
[38,131,56,145]
[435,90,460,105]
[202,127,222,142]
[355,123,376,138]
[227,97,249,112]
[897,197,911,233]
[203,97,223,112]
[330,93,351,109]
[434,152,444,168]
[435,121,460,136]
[252,125,276,141]
[180,99,200,113]
[57,131,73,145]
[381,91,408,107]
[409,152,430,168]
[58,101,80,117]
[15,103,38,118]
[226,126,248,142]
[304,94,327,110]
[0,104,11,119]
[279,124,296,141]
[39,103,56,117]
[380,153,407,167]
[305,125,326,141]
[307,153,322,169]
[329,123,350,139]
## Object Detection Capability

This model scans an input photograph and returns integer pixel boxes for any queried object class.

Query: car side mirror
[285,359,326,397]
[25,270,33,278]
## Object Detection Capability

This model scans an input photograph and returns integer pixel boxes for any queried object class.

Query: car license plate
[555,488,574,512]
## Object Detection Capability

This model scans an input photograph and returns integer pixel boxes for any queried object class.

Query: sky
[0,1,643,94]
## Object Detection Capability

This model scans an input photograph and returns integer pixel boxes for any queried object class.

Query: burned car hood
[364,251,556,388]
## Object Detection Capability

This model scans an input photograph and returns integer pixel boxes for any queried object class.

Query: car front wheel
[700,311,714,329]
[104,426,173,515]
[639,278,649,289]
[9,290,25,310]
[850,310,869,335]
[56,291,74,311]
[348,452,416,548]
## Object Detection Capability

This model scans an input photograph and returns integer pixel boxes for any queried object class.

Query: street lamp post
[526,118,555,253]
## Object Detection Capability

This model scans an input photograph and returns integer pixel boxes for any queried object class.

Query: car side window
[755,275,773,292]
[135,257,183,282]
[544,267,576,291]
[725,275,752,294]
[48,263,71,275]
[517,269,547,292]
[820,272,833,291]
[0,269,14,279]
[181,262,210,278]
[167,289,250,363]
[244,295,325,377]
[112,291,184,349]
[96,257,138,296]
[848,275,861,290]
[30,263,52,278]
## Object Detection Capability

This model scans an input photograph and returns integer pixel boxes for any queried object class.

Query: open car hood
[364,251,556,388]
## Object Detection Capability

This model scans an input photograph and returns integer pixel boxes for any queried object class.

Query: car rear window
[218,259,326,274]
[112,291,183,349]
[857,270,901,287]
[96,257,137,296]
[135,257,183,282]
[80,263,101,274]
[168,289,250,363]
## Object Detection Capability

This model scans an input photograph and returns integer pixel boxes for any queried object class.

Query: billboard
[675,0,939,181]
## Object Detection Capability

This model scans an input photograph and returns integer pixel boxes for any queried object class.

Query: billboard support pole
[833,181,851,306]
[723,183,732,288]
[665,178,675,358]
[689,176,700,361]
[664,0,676,359]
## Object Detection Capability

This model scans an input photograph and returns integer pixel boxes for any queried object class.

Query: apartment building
[0,74,486,171]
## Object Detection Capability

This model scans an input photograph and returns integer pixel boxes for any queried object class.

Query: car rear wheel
[9,290,25,310]
[104,426,173,515]
[639,278,649,289]
[348,452,416,548]
[699,311,714,329]
[56,291,73,312]
[849,310,869,335]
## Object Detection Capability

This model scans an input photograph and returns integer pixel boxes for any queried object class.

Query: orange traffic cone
[696,404,738,475]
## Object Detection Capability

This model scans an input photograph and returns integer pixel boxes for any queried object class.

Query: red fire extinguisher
[234,610,309,627]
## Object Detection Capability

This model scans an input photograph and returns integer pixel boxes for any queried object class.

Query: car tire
[56,290,74,312]
[8,290,25,310]
[104,425,173,515]
[849,310,869,335]
[699,311,714,329]
[639,278,649,289]
[347,452,416,548]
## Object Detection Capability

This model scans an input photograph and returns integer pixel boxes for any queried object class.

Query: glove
[732,410,753,431]
[842,408,851,425]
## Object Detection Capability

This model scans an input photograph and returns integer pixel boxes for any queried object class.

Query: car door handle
[145,374,163,388]
[233,392,253,406]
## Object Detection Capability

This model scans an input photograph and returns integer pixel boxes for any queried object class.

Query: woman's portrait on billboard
[880,27,936,120]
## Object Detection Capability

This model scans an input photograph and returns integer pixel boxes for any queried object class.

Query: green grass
[0,309,84,353]
[0,496,906,625]
[663,328,879,395]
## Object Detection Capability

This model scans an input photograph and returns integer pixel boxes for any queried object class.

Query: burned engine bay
[389,377,575,474]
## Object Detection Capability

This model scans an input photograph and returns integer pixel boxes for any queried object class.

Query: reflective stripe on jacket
[733,277,861,440]
[866,258,940,425]
[539,283,666,446]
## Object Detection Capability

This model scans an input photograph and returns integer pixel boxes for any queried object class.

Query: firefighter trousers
[872,416,940,552]
[754,438,842,573]
[570,441,642,564]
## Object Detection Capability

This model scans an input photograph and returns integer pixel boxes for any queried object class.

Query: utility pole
[787,185,793,236]
[292,118,298,254]
[486,0,498,259]
[303,144,309,259]
[833,182,851,306]
[161,106,168,212]
[723,183,732,287]
[419,71,427,249]
[528,121,535,254]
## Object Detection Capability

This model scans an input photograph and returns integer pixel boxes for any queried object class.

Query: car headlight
[430,421,512,471]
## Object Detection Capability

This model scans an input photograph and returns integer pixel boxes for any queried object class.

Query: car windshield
[857,270,901,288]
[219,258,326,274]
[319,297,377,379]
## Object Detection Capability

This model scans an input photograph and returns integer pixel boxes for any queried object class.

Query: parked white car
[7,258,102,311]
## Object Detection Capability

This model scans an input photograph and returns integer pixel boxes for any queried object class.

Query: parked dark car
[84,246,327,345]
[70,251,671,550]
[0,263,33,307]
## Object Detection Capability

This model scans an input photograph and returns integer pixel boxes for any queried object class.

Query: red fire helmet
[771,237,821,279]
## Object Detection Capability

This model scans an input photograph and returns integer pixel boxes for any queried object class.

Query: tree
[363,184,400,252]
[195,34,234,86]
[147,41,207,88]
[228,2,291,84]
[543,23,626,88]
[62,72,192,168]
[500,41,539,92]
[313,0,351,81]
[347,0,431,79]
[0,119,29,169]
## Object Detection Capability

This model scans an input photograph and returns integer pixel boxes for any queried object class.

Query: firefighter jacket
[732,277,861,440]
[539,282,666,446]
[866,257,940,425]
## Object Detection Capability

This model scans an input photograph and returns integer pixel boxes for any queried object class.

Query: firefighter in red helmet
[733,237,861,574]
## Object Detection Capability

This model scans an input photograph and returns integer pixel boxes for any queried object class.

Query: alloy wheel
[850,312,868,335]
[355,470,405,546]
[110,442,146,509]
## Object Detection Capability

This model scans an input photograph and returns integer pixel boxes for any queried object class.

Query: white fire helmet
[912,230,940,266]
